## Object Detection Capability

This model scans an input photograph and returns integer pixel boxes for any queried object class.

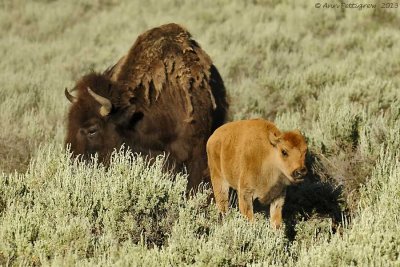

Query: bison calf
[206,119,307,229]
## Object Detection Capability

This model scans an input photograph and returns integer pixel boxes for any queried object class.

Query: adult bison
[65,23,228,190]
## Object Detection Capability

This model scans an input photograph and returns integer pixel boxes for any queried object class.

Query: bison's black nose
[292,167,307,179]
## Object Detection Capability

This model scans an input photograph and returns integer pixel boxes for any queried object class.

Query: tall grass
[0,0,399,265]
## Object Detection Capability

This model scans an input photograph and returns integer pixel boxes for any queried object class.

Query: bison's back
[207,119,280,187]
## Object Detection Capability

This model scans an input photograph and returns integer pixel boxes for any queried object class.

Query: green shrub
[0,146,188,265]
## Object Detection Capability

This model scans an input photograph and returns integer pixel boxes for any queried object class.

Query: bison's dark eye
[281,149,288,157]
[87,126,98,137]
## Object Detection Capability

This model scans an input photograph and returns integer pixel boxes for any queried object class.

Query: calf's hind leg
[238,186,254,221]
[209,167,229,214]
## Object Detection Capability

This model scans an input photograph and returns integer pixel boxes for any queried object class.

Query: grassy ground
[0,0,399,265]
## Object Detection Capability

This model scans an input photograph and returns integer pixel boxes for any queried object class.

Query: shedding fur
[108,24,217,120]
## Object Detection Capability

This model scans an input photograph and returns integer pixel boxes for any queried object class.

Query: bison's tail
[209,65,229,133]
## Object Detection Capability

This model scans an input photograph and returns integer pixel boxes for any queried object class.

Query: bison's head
[65,73,143,162]
[269,130,308,184]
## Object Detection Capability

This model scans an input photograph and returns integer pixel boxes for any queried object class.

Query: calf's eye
[281,149,288,157]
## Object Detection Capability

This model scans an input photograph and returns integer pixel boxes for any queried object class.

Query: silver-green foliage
[1,143,399,266]
[0,147,290,266]
[294,148,400,267]
[0,147,186,263]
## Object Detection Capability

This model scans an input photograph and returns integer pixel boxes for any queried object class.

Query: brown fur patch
[282,131,307,151]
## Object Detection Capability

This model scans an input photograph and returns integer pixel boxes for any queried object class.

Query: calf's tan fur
[206,119,307,229]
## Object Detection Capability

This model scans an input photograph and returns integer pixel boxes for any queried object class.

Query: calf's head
[269,130,308,184]
[65,73,143,162]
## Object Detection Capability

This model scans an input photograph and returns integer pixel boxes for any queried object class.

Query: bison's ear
[268,131,281,147]
[113,105,144,128]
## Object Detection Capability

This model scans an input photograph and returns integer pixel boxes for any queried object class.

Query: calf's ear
[268,131,281,147]
[294,129,302,135]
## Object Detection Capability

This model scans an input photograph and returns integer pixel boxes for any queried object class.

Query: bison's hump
[108,23,216,118]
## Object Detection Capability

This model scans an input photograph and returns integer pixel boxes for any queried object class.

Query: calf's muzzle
[292,167,307,180]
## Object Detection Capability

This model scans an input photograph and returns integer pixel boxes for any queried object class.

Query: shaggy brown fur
[65,23,228,189]
[206,119,307,229]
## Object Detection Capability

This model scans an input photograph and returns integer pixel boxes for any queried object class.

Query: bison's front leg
[238,187,254,221]
[269,190,286,229]
[186,139,209,191]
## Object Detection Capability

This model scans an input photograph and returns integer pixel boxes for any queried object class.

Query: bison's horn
[87,87,112,116]
[65,88,77,103]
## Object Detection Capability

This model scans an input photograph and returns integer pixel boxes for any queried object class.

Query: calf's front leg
[269,190,286,229]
